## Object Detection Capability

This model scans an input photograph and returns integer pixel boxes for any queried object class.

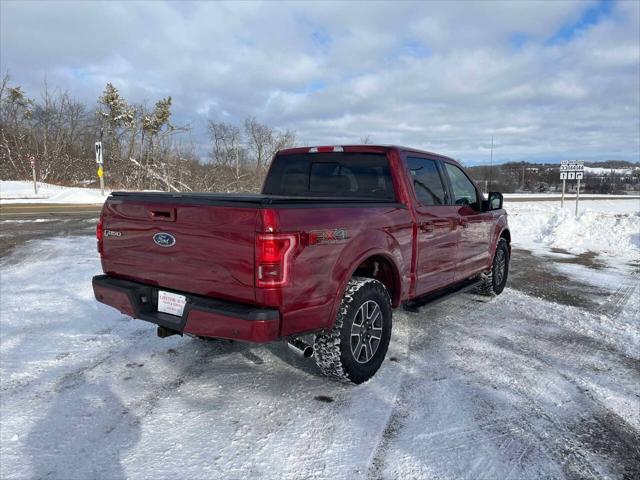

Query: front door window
[444,163,479,209]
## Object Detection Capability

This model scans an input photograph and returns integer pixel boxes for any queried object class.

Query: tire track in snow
[365,287,640,480]
[456,297,640,479]
[365,294,485,480]
[490,328,640,480]
[296,308,411,480]
[597,271,638,318]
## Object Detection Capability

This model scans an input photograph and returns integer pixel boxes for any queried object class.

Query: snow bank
[0,181,109,204]
[504,193,638,199]
[508,200,640,263]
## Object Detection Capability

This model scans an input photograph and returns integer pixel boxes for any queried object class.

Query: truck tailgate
[99,198,258,304]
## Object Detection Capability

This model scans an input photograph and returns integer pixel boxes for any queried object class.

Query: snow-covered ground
[0,181,110,204]
[0,201,638,479]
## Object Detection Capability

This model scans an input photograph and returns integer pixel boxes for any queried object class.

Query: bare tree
[1,76,296,194]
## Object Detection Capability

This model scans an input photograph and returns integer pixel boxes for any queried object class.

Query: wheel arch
[351,253,402,307]
[499,227,511,254]
[326,247,403,332]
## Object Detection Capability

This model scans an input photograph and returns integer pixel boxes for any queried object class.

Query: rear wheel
[314,277,392,384]
[477,238,510,296]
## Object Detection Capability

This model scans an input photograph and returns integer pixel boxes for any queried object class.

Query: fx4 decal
[308,228,348,245]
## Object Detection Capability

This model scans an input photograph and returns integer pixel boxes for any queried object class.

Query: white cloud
[0,0,638,163]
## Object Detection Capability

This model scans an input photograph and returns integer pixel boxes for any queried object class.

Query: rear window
[262,153,396,200]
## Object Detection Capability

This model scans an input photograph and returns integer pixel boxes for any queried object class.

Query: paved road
[0,203,102,218]
[505,195,640,203]
[0,206,99,258]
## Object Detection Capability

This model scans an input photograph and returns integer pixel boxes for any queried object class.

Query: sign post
[575,170,583,216]
[95,139,104,196]
[30,156,38,195]
[560,161,567,208]
[559,161,584,215]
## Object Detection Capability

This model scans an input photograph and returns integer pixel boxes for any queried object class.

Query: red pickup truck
[93,145,510,383]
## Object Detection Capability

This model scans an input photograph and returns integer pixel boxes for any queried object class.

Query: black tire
[476,238,510,296]
[314,277,392,384]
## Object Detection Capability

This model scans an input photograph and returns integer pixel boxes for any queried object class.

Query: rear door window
[263,153,395,200]
[407,157,448,206]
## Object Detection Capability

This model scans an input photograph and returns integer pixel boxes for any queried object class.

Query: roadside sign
[559,161,583,213]
[559,161,584,216]
[30,156,35,168]
[560,161,583,173]
[95,141,103,165]
[97,166,104,178]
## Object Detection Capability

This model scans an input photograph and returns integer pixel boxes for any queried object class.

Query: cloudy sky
[1,0,639,164]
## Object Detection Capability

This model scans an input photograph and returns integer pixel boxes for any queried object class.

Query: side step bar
[402,276,483,313]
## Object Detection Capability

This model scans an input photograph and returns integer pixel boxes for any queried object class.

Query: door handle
[419,222,433,232]
[148,208,176,221]
[460,219,469,229]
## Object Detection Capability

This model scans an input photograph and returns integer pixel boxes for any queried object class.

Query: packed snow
[0,181,110,204]
[0,200,638,479]
[508,199,640,265]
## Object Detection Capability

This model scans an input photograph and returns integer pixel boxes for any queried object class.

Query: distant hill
[583,160,639,168]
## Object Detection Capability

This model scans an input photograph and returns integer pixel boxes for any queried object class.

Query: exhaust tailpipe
[287,338,314,358]
[157,326,180,338]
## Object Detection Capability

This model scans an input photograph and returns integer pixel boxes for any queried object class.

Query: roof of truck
[277,145,458,163]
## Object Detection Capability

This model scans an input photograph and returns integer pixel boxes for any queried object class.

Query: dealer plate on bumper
[158,290,187,317]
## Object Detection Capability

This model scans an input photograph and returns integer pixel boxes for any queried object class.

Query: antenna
[488,136,494,193]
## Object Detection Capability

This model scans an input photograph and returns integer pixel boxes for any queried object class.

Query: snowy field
[0,200,638,479]
[0,181,110,204]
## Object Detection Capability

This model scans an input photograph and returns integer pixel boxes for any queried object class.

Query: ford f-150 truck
[93,145,510,383]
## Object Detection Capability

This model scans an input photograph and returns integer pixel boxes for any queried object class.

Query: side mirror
[488,192,503,210]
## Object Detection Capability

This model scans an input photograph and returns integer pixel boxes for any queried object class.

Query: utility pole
[488,136,494,192]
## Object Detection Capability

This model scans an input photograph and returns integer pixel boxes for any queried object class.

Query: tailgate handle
[149,209,176,221]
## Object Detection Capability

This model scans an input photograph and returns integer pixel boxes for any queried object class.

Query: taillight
[96,220,103,254]
[256,233,296,287]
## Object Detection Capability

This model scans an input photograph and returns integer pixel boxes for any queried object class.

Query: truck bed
[110,191,405,208]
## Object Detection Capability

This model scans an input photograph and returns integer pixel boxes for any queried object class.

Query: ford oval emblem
[153,232,176,247]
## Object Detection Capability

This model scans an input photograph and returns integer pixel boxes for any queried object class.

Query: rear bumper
[92,275,280,343]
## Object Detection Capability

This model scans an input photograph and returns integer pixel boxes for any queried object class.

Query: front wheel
[314,277,392,384]
[476,238,510,296]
